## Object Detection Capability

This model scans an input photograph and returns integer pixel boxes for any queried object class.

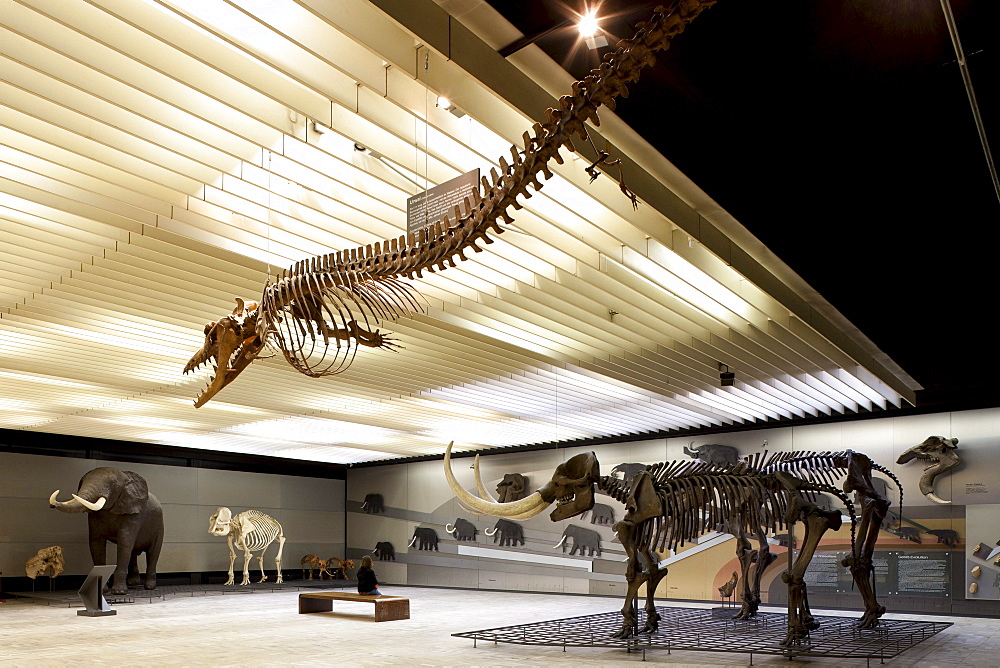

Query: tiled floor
[1,587,997,666]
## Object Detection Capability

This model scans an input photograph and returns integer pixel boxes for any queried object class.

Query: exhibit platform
[453,605,953,663]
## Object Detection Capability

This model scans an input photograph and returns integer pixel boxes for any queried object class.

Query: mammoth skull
[896,436,960,504]
[443,441,599,522]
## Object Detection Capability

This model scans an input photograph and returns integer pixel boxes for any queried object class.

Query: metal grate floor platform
[453,606,953,662]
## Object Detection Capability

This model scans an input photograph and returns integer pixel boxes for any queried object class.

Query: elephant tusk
[72,494,106,511]
[925,492,952,504]
[48,490,61,506]
[484,527,497,536]
[445,523,456,534]
[473,455,500,503]
[407,535,417,547]
[444,441,548,517]
[554,535,567,549]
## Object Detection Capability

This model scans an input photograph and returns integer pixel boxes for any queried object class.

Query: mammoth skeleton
[445,442,858,645]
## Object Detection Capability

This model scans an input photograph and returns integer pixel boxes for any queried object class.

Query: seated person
[356,555,382,596]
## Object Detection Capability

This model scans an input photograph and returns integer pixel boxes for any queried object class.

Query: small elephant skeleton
[208,508,286,585]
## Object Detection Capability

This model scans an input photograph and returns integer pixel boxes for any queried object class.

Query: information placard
[406,169,480,235]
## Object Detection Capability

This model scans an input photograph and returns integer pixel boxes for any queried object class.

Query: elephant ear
[113,471,149,514]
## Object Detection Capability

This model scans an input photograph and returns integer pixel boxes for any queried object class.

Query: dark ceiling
[487,0,1000,413]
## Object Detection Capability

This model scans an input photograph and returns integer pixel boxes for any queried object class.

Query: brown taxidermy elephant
[49,467,164,594]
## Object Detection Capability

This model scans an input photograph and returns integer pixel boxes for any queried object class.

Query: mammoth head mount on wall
[896,436,960,504]
[496,473,528,502]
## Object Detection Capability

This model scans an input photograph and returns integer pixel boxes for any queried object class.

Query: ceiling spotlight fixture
[436,96,467,118]
[719,362,735,387]
[579,11,608,49]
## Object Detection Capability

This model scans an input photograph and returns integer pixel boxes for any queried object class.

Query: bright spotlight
[578,12,599,38]
[436,96,453,110]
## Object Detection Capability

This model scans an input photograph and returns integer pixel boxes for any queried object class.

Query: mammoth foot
[110,583,129,595]
[610,623,637,640]
[638,612,661,635]
[733,600,759,620]
[856,606,886,629]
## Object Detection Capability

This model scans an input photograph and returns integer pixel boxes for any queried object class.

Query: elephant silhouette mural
[610,463,647,482]
[361,493,385,514]
[445,518,478,541]
[496,473,528,502]
[408,527,439,551]
[372,541,395,561]
[584,502,616,526]
[485,519,524,547]
[49,467,164,594]
[683,442,740,467]
[555,524,602,557]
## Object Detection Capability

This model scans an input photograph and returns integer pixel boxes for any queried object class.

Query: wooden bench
[298,591,410,622]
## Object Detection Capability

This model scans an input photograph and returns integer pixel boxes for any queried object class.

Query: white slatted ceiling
[0,0,912,463]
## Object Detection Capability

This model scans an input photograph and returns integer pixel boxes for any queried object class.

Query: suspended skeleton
[444,443,857,646]
[184,0,718,407]
[208,507,285,586]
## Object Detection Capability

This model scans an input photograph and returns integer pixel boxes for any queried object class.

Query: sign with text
[406,169,480,236]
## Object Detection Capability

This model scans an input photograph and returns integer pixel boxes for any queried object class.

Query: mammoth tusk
[445,523,456,534]
[444,441,548,517]
[48,490,61,506]
[554,535,568,549]
[484,527,497,536]
[925,492,952,504]
[72,494,106,511]
[473,455,499,503]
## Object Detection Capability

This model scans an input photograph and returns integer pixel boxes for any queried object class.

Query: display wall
[346,407,1000,616]
[0,451,345,585]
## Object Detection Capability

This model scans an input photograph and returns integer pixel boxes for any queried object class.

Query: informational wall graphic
[794,551,949,597]
[406,169,480,235]
[895,553,950,595]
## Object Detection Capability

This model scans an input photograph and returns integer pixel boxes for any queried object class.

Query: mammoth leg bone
[780,496,842,646]
[841,454,889,628]
[732,521,758,620]
[639,544,668,635]
[610,516,642,639]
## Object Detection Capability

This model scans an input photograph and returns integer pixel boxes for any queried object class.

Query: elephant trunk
[48,490,89,513]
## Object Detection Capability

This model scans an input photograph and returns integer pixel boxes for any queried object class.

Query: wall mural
[407,527,439,551]
[372,541,395,561]
[445,518,478,541]
[361,493,385,514]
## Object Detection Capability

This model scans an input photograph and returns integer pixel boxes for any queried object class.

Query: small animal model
[327,557,355,580]
[894,527,923,543]
[301,554,336,580]
[445,518,478,541]
[585,502,616,526]
[25,546,65,579]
